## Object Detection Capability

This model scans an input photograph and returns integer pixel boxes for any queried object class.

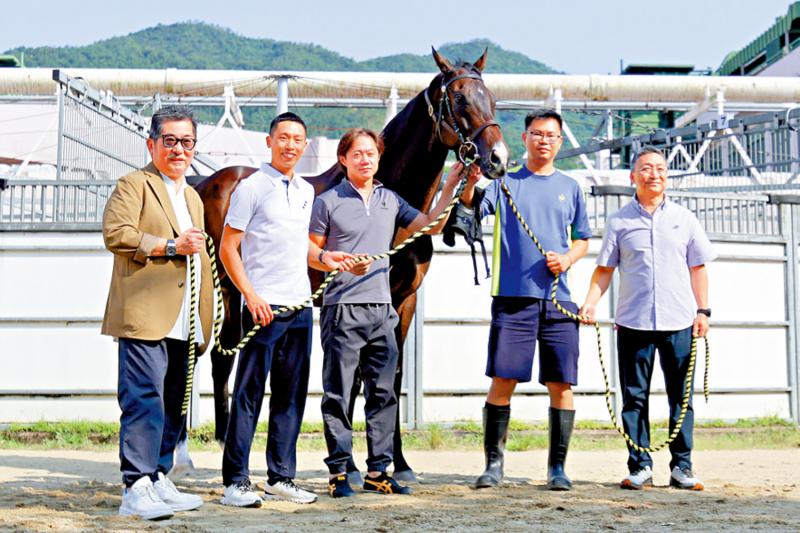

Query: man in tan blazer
[102,105,212,520]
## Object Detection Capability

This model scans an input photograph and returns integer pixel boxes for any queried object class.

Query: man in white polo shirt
[219,113,355,507]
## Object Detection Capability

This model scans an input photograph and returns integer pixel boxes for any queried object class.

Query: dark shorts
[486,296,580,385]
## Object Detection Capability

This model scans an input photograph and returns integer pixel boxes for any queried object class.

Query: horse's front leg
[391,290,419,481]
[211,283,242,445]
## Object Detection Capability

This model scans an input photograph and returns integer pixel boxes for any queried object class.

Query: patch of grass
[1,418,797,452]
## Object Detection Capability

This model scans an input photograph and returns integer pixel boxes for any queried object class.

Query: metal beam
[5,69,800,104]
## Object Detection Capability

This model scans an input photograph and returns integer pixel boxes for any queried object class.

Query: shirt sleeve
[596,216,620,267]
[309,196,330,237]
[479,179,498,217]
[224,180,254,231]
[686,214,716,266]
[396,193,422,228]
[570,184,592,240]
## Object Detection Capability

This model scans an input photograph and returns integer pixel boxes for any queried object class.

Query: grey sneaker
[264,479,318,504]
[670,466,704,491]
[620,466,653,490]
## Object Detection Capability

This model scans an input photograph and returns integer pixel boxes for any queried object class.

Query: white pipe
[4,68,800,103]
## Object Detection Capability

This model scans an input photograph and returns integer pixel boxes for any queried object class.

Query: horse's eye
[454,93,467,106]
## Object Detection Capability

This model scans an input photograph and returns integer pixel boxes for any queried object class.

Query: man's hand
[350,254,374,276]
[244,291,274,327]
[578,302,596,324]
[545,251,572,274]
[693,314,709,337]
[446,161,482,188]
[322,250,356,272]
[175,227,205,255]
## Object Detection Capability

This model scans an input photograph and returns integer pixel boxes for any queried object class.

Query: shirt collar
[160,172,187,194]
[632,193,669,215]
[261,162,301,189]
[344,178,384,196]
[512,166,556,179]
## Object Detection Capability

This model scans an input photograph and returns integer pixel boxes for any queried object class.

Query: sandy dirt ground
[0,447,798,532]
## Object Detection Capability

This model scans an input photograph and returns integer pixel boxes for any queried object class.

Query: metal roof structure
[716,1,800,76]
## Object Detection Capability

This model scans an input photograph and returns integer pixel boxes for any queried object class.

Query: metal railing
[0,178,117,230]
[585,186,781,236]
[560,109,800,192]
[53,70,150,181]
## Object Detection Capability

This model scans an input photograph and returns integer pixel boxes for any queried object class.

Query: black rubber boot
[474,403,510,488]
[547,407,575,491]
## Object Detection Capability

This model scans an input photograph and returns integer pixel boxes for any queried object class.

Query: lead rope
[498,180,710,453]
[181,175,471,415]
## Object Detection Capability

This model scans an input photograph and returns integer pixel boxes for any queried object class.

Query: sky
[1,0,793,74]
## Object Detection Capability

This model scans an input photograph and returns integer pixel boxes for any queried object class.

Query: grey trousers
[320,303,399,475]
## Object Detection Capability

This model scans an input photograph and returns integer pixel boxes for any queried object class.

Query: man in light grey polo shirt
[219,113,354,508]
[309,128,468,498]
[580,146,716,491]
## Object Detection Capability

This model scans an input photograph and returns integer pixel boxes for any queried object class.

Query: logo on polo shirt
[558,194,566,202]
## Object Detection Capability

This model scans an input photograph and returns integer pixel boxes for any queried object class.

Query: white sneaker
[119,476,174,520]
[264,479,318,504]
[620,466,653,490]
[221,480,263,508]
[154,472,203,511]
[670,466,705,491]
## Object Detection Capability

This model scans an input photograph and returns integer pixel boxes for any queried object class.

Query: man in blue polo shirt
[218,113,355,508]
[580,146,715,491]
[309,128,468,498]
[460,109,591,491]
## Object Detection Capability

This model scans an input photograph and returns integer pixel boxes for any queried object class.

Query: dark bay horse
[196,48,508,479]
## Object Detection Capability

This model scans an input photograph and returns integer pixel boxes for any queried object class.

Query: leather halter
[424,71,500,165]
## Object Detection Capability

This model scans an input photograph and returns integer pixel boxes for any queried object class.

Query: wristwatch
[166,239,177,257]
[696,308,711,318]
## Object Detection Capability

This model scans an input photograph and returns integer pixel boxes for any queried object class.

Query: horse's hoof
[346,470,363,486]
[392,469,418,483]
[169,460,195,478]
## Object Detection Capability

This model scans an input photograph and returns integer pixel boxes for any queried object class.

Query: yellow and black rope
[498,180,709,453]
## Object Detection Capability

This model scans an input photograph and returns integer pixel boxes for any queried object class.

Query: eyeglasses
[526,131,561,144]
[160,135,197,150]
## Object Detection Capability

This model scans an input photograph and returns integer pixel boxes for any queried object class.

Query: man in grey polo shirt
[219,113,355,507]
[580,146,715,491]
[309,128,469,498]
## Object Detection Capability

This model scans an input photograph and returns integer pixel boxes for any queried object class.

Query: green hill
[4,22,599,160]
[4,22,558,74]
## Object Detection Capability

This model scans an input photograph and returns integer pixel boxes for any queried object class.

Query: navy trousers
[222,307,312,486]
[118,337,189,487]
[617,325,695,473]
[320,303,399,475]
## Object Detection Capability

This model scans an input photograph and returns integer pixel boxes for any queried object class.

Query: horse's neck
[377,94,450,210]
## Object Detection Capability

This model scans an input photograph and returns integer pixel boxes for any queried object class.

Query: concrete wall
[0,228,793,426]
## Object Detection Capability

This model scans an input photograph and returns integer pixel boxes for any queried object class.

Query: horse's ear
[474,47,488,73]
[432,46,454,74]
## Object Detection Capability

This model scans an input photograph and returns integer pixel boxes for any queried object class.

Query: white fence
[1,187,797,426]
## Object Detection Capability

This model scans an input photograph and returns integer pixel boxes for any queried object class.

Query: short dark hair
[149,105,197,140]
[524,109,563,131]
[269,112,307,135]
[337,128,385,163]
[631,145,666,169]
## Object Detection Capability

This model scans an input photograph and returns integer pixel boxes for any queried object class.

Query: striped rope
[181,253,199,416]
[498,180,709,453]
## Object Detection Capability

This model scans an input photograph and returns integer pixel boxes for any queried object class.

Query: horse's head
[426,47,508,179]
